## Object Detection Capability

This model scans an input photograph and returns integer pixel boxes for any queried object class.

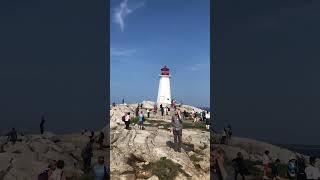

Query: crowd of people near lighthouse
[117,100,211,153]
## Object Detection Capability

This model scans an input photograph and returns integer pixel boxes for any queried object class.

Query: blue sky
[110,0,210,107]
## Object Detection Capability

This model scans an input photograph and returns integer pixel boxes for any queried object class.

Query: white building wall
[157,75,171,106]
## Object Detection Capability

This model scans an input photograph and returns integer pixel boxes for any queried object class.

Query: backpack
[38,170,48,180]
[122,116,125,122]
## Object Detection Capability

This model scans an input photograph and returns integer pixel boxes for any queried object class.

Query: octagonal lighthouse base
[157,75,171,107]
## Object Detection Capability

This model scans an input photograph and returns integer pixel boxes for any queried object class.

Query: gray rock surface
[110,103,210,180]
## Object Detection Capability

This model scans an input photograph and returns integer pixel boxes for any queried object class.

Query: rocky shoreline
[0,128,108,180]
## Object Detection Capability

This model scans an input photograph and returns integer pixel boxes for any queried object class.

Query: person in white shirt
[124,112,131,130]
[305,156,320,180]
[205,111,210,130]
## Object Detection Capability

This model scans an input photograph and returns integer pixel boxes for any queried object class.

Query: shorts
[138,121,143,125]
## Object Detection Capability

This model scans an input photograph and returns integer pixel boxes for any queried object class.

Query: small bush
[131,117,139,124]
[144,157,188,180]
[190,154,203,162]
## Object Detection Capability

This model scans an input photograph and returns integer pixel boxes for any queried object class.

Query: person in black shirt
[232,152,248,180]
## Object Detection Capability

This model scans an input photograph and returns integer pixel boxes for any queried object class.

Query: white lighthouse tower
[157,66,171,107]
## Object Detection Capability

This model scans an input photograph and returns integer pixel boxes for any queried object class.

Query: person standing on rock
[98,132,105,149]
[220,128,227,145]
[171,110,183,152]
[263,150,272,179]
[135,106,139,117]
[232,152,248,180]
[147,109,150,118]
[40,115,45,134]
[49,160,66,180]
[305,156,320,180]
[82,138,94,173]
[287,159,297,180]
[124,112,131,130]
[160,104,164,116]
[227,124,233,140]
[7,128,18,144]
[93,156,109,180]
[138,111,145,130]
[205,111,211,130]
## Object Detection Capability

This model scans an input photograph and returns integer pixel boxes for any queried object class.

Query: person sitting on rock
[171,110,183,152]
[263,150,272,179]
[271,159,281,180]
[305,156,320,180]
[93,156,109,180]
[49,160,66,180]
[232,152,248,180]
[82,138,94,173]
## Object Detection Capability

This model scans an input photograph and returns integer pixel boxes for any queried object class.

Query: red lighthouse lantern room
[161,66,170,76]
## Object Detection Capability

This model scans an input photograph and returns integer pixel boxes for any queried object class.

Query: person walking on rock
[124,112,131,130]
[263,150,272,179]
[160,104,164,116]
[40,115,45,134]
[82,139,94,173]
[171,110,183,152]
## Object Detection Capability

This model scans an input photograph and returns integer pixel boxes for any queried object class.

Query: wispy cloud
[111,48,136,57]
[113,0,144,32]
[187,63,209,71]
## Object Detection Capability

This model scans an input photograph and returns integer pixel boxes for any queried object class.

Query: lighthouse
[157,66,171,106]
